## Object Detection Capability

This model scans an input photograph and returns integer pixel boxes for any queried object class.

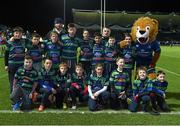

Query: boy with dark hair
[61,23,81,72]
[129,66,153,112]
[25,33,44,71]
[10,55,38,111]
[44,31,62,70]
[4,26,26,93]
[69,63,88,109]
[88,63,109,111]
[150,70,170,112]
[55,62,71,109]
[109,57,130,110]
[92,32,104,70]
[79,29,93,76]
[38,58,57,111]
[101,27,111,46]
[104,36,117,78]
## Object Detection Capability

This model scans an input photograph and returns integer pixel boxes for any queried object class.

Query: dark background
[1,0,180,36]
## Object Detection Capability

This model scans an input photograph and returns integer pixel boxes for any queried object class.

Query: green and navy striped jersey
[6,39,26,66]
[132,78,153,96]
[70,73,87,90]
[38,67,57,83]
[26,43,44,63]
[119,43,136,69]
[152,80,168,96]
[44,41,62,68]
[104,44,117,63]
[14,66,38,91]
[61,34,81,60]
[87,74,109,92]
[55,71,71,89]
[109,69,130,93]
[79,39,93,61]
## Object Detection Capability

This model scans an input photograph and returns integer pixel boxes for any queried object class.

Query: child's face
[13,31,22,39]
[32,37,40,45]
[24,59,33,69]
[68,27,76,36]
[138,70,147,80]
[83,31,89,39]
[157,74,165,82]
[108,38,115,46]
[50,34,58,43]
[94,36,101,44]
[59,66,68,75]
[116,59,125,68]
[125,36,132,46]
[95,66,103,76]
[44,59,52,71]
[76,67,83,76]
[102,28,111,37]
[55,23,63,30]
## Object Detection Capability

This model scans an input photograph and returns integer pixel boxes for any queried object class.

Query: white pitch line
[161,54,180,59]
[0,110,179,115]
[157,67,180,77]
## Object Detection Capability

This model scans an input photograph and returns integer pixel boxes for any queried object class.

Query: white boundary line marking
[161,54,180,59]
[0,110,179,115]
[157,67,180,77]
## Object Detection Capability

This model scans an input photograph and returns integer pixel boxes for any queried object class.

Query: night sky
[1,0,180,36]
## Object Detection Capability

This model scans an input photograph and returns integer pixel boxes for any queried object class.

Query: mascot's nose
[139,31,145,34]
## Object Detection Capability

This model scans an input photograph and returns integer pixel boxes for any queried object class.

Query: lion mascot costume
[120,17,161,79]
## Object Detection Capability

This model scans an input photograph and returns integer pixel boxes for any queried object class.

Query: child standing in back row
[4,26,26,93]
[79,29,93,76]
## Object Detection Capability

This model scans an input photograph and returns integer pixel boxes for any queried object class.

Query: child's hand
[5,66,8,71]
[29,93,33,99]
[91,95,96,100]
[93,92,99,98]
[163,93,166,99]
[134,94,139,101]
[81,51,84,55]
[52,88,57,94]
[10,37,14,42]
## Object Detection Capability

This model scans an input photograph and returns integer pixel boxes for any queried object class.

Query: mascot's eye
[146,26,150,31]
[136,26,140,31]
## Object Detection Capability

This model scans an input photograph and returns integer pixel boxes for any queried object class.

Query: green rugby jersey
[132,78,153,96]
[109,69,130,93]
[14,66,38,91]
[6,39,26,66]
[61,34,81,60]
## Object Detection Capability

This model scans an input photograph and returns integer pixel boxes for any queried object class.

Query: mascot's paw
[148,73,156,80]
[120,40,128,48]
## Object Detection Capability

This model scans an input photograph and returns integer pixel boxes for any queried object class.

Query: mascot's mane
[131,17,158,43]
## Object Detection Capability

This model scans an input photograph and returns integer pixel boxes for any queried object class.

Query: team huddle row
[4,19,169,112]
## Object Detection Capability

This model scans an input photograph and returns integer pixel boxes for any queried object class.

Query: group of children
[2,17,170,112]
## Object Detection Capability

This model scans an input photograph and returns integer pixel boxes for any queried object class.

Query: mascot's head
[131,17,158,44]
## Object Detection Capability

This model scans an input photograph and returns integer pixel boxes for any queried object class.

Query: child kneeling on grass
[129,66,153,112]
[69,63,88,110]
[88,63,110,111]
[10,55,38,111]
[150,70,170,112]
[38,58,58,111]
